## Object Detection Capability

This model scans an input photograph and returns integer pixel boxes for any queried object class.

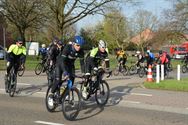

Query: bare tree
[45,0,132,36]
[130,9,158,52]
[0,0,46,43]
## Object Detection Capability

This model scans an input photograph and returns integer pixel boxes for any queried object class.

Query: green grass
[144,78,188,92]
[0,55,184,71]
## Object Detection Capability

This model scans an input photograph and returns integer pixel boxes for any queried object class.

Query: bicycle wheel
[9,73,17,97]
[95,80,110,106]
[182,65,187,73]
[122,65,129,76]
[168,63,173,72]
[61,88,81,121]
[45,86,58,112]
[113,66,119,76]
[35,63,43,75]
[138,67,145,78]
[129,65,137,75]
[17,65,25,77]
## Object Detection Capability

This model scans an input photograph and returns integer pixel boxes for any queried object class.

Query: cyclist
[5,38,26,92]
[47,40,64,85]
[84,40,109,98]
[51,36,85,96]
[146,50,155,67]
[47,39,64,69]
[38,44,48,63]
[116,47,127,68]
[85,40,109,74]
[135,51,145,68]
[157,50,169,76]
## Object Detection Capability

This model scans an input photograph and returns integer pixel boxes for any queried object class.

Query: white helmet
[136,51,140,54]
[98,40,106,48]
[41,44,46,48]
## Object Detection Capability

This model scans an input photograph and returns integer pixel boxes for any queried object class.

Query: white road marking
[17,83,31,86]
[34,121,64,125]
[111,90,125,94]
[0,88,5,91]
[130,93,152,97]
[186,108,188,110]
[35,92,46,95]
[123,100,141,104]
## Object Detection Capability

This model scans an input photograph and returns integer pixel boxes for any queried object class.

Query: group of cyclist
[4,36,109,99]
[115,47,172,76]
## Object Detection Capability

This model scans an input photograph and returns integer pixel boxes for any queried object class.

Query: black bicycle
[45,76,82,121]
[35,57,49,75]
[113,60,129,76]
[17,63,25,77]
[181,63,188,73]
[80,67,111,106]
[5,66,17,97]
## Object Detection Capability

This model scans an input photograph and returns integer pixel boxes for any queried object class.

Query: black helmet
[159,50,163,54]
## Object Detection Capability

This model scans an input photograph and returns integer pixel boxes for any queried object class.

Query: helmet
[159,50,163,55]
[98,40,106,48]
[16,37,23,42]
[147,50,150,53]
[41,44,46,48]
[57,40,63,46]
[136,51,140,54]
[73,36,84,46]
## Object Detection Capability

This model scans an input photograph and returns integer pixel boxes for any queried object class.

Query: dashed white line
[17,82,31,86]
[123,100,141,104]
[34,121,64,125]
[186,108,188,110]
[130,93,152,97]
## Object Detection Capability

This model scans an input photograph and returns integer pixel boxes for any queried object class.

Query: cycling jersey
[85,47,108,73]
[6,44,26,75]
[116,50,127,59]
[51,44,85,93]
[8,44,26,56]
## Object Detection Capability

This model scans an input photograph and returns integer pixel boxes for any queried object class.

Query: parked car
[0,45,6,60]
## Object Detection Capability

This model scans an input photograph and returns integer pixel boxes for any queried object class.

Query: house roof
[130,28,154,45]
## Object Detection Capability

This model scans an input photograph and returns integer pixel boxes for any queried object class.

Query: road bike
[5,65,17,97]
[45,75,82,121]
[17,63,25,77]
[80,67,111,106]
[35,57,49,75]
[113,60,129,76]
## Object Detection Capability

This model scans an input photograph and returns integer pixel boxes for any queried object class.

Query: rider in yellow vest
[6,38,26,76]
[116,48,127,67]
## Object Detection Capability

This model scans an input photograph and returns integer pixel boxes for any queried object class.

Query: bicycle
[17,63,25,77]
[181,60,188,73]
[113,60,129,76]
[35,57,49,75]
[80,67,111,106]
[129,62,142,75]
[45,75,82,121]
[5,65,17,97]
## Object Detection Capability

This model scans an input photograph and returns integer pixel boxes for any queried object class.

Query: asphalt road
[0,70,188,125]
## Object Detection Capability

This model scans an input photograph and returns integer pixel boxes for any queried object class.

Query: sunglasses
[75,44,80,47]
[18,42,23,45]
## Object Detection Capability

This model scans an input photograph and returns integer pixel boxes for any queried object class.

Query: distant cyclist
[38,44,48,62]
[5,38,26,91]
[51,36,85,96]
[47,39,64,69]
[135,51,145,68]
[116,47,127,67]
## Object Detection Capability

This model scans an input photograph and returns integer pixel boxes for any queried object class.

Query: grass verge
[144,78,188,92]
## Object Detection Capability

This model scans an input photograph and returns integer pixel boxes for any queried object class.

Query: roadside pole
[161,65,164,81]
[156,64,160,83]
[177,64,180,81]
